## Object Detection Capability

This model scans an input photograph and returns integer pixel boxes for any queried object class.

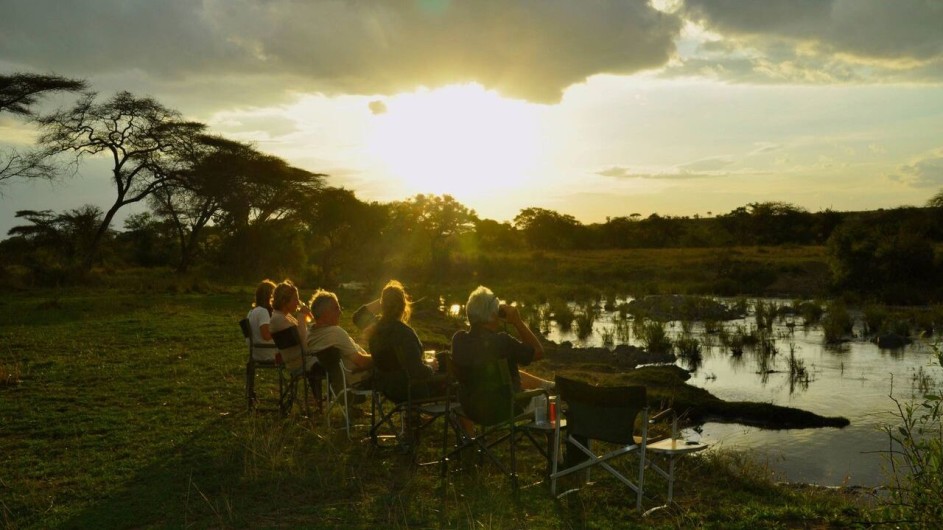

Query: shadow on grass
[61,414,249,529]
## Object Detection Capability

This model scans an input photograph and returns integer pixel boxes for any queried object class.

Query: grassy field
[0,280,885,529]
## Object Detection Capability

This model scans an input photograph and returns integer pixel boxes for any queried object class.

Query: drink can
[548,396,558,423]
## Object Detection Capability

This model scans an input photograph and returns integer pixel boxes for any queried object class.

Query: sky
[2,0,943,235]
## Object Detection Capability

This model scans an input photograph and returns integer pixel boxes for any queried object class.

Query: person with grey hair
[306,289,373,390]
[451,285,551,392]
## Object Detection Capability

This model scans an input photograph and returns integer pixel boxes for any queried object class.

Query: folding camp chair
[315,347,376,438]
[441,358,547,489]
[239,318,284,412]
[550,376,650,511]
[369,360,457,455]
[270,326,314,417]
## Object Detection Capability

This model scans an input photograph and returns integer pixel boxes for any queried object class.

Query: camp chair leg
[246,360,256,410]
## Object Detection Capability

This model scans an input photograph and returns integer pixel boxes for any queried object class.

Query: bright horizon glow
[365,84,544,203]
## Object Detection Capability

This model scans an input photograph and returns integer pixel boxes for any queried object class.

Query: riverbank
[1,286,900,527]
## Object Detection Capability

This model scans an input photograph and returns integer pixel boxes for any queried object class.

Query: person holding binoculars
[451,285,553,392]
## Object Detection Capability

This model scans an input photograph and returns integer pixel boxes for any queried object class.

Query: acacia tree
[149,134,258,273]
[35,91,202,269]
[6,205,106,267]
[391,194,477,272]
[0,72,87,187]
[300,187,387,286]
[513,207,584,249]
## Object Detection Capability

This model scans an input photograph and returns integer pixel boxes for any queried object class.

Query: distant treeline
[2,73,943,302]
[4,192,943,303]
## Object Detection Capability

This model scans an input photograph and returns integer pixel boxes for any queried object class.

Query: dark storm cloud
[0,0,681,104]
[678,0,943,83]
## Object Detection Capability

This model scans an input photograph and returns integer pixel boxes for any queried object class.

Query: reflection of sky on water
[540,297,943,487]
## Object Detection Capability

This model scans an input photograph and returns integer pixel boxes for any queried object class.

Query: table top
[524,419,567,431]
[646,438,708,455]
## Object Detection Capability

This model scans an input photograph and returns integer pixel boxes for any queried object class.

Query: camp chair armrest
[514,388,547,401]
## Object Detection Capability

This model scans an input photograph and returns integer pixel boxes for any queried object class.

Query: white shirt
[246,306,276,361]
[307,325,370,385]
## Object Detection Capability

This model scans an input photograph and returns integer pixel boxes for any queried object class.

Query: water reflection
[530,295,943,487]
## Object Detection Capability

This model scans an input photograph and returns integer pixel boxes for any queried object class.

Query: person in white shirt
[307,289,374,390]
[246,279,277,405]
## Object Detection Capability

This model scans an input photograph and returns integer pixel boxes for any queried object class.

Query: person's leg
[307,364,327,412]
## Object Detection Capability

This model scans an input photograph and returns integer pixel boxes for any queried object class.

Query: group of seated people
[245,278,554,417]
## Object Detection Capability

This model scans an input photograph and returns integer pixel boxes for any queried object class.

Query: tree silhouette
[35,91,203,269]
[514,207,583,249]
[391,194,477,272]
[0,73,87,115]
[149,134,258,273]
[0,72,87,187]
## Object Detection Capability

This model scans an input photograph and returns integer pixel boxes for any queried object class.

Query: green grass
[0,285,875,528]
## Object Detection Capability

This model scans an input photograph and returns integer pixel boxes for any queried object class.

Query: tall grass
[754,299,777,331]
[575,302,597,339]
[551,299,575,331]
[635,319,673,355]
[880,345,943,527]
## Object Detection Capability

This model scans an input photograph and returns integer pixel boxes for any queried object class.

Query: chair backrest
[239,318,252,340]
[556,376,646,445]
[453,358,517,426]
[271,326,304,371]
[314,346,342,370]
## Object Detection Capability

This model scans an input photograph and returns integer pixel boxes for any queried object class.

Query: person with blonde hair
[367,280,444,402]
[268,280,312,370]
[269,278,329,396]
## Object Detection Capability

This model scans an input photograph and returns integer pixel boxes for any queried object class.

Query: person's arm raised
[502,305,544,361]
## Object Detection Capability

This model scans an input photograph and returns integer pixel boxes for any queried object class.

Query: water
[540,298,943,487]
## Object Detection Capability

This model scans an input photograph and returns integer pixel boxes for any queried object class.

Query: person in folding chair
[365,280,447,447]
[245,279,277,406]
[268,280,326,410]
[444,285,553,487]
[451,286,553,396]
[306,290,374,418]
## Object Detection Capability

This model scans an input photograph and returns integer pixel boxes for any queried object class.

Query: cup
[534,395,548,425]
[423,350,436,368]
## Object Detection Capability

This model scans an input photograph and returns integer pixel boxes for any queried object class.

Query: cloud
[596,165,718,180]
[888,148,943,188]
[368,100,388,115]
[0,0,682,105]
[678,156,734,172]
[676,0,943,83]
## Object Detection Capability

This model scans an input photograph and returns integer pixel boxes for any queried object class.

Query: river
[540,297,943,487]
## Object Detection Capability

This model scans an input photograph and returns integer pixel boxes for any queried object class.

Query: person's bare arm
[503,305,544,361]
[351,350,373,370]
[259,323,272,341]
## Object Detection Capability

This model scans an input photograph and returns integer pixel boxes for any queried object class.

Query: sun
[366,83,542,202]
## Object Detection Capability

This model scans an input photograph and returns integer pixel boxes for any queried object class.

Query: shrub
[822,301,854,344]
